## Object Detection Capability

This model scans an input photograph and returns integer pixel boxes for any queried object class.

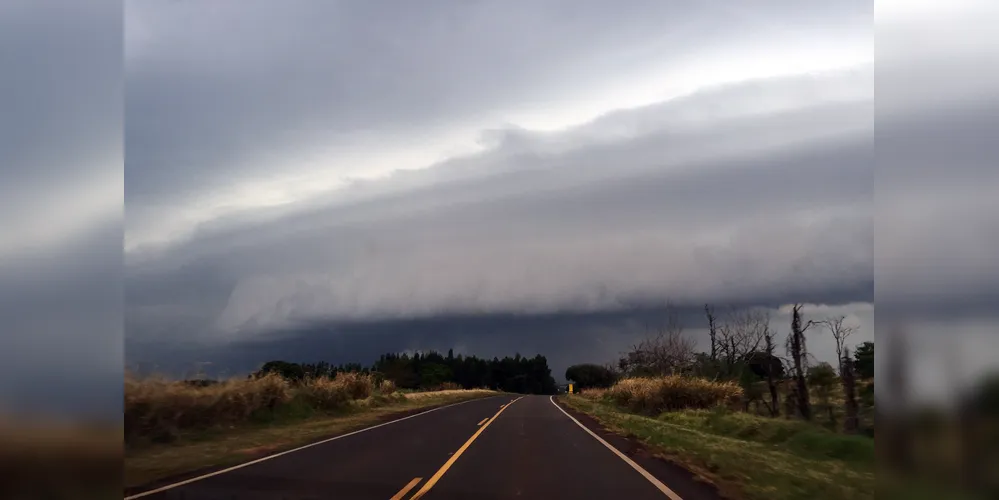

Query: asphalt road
[128,395,719,500]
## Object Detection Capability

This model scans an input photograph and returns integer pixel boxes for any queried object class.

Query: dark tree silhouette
[763,326,781,417]
[787,304,812,420]
[257,360,306,381]
[256,351,557,394]
[705,304,718,362]
[565,364,618,390]
[853,341,874,379]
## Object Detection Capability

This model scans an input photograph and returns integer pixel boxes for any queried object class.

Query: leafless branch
[619,302,696,376]
[815,315,859,374]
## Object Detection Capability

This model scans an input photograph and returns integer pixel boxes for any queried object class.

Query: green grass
[125,390,496,489]
[560,395,874,500]
[655,408,874,466]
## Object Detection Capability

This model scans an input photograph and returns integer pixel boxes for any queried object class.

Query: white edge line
[124,396,499,499]
[549,396,684,500]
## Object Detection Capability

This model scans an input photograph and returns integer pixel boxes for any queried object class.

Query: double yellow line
[393,396,522,500]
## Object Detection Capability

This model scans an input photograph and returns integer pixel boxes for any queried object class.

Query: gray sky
[0,0,122,418]
[6,1,998,420]
[118,0,992,390]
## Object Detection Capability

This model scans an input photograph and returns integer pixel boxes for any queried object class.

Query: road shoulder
[553,395,726,500]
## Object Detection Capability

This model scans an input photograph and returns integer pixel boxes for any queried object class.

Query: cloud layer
[1,0,123,418]
[122,2,999,399]
[126,67,874,343]
[120,2,954,381]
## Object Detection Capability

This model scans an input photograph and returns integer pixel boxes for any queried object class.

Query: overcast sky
[4,1,998,421]
[118,1,999,389]
[0,0,122,418]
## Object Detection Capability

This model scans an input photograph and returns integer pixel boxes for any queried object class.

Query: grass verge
[125,389,496,490]
[560,395,874,500]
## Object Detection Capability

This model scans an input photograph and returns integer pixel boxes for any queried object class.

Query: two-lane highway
[127,395,717,500]
[414,396,678,500]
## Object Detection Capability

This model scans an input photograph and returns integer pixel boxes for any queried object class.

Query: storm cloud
[1,0,122,418]
[123,1,994,385]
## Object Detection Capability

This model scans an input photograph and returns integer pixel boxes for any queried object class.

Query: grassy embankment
[560,376,874,500]
[124,373,496,488]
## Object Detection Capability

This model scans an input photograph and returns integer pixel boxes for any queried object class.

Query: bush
[606,376,743,415]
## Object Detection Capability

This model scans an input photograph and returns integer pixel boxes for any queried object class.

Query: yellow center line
[476,418,488,426]
[390,477,422,500]
[409,396,523,499]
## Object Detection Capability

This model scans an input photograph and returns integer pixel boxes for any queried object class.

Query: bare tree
[763,325,781,417]
[620,304,696,376]
[716,307,769,379]
[787,304,813,420]
[705,304,718,362]
[818,315,859,375]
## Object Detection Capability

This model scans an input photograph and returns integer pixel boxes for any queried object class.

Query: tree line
[257,349,557,395]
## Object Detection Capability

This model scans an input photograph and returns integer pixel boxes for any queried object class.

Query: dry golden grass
[606,376,743,415]
[300,373,374,409]
[300,377,348,409]
[125,372,293,444]
[335,372,375,399]
[579,388,607,400]
[125,370,491,448]
[403,388,494,400]
[378,379,397,394]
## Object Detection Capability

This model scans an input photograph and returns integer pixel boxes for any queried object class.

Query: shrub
[606,376,743,415]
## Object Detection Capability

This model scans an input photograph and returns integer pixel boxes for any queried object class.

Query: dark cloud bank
[123,1,996,392]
